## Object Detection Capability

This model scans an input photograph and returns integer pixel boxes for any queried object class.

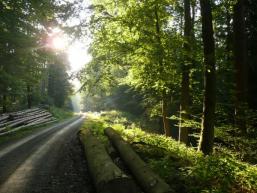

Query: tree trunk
[162,96,171,136]
[198,0,216,155]
[247,1,257,110]
[225,2,233,63]
[2,94,7,113]
[80,129,139,193]
[179,69,190,143]
[27,84,32,109]
[154,6,171,137]
[179,0,191,145]
[233,0,247,134]
[104,127,174,193]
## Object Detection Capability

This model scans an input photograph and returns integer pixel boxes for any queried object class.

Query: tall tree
[154,5,171,137]
[247,1,257,110]
[48,54,71,108]
[233,0,247,134]
[0,0,76,112]
[179,0,192,144]
[198,0,216,155]
[84,0,181,136]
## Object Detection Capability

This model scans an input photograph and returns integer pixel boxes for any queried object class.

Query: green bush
[49,106,74,120]
[81,111,257,193]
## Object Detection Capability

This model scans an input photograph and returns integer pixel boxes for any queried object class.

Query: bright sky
[65,0,92,74]
[44,0,92,112]
[47,0,92,90]
[48,29,92,90]
[68,41,92,74]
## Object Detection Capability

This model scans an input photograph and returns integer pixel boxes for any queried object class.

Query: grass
[82,111,257,193]
[215,125,257,164]
[0,121,54,146]
[49,106,74,120]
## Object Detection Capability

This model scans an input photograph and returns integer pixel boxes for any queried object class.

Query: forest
[1,0,257,192]
[81,0,257,155]
[0,1,75,113]
[80,0,257,190]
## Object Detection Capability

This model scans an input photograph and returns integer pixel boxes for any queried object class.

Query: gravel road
[0,116,95,193]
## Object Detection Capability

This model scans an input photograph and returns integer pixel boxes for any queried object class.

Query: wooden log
[80,129,140,193]
[10,109,48,120]
[0,122,7,129]
[104,127,174,193]
[0,119,57,136]
[28,120,57,127]
[26,115,52,124]
[0,127,7,133]
[0,115,9,123]
[6,112,51,128]
[12,107,40,115]
[18,118,55,128]
[8,108,41,119]
[0,107,55,134]
[1,109,48,125]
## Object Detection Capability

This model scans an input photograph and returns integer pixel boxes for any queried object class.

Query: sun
[52,36,66,50]
[48,27,68,50]
[47,28,92,74]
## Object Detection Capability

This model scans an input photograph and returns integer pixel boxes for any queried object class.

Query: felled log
[0,119,57,136]
[80,129,140,193]
[0,127,6,133]
[11,107,40,115]
[7,108,40,119]
[26,117,53,125]
[26,115,52,124]
[0,107,57,135]
[104,127,174,193]
[6,112,51,128]
[13,118,56,130]
[0,115,9,123]
[8,109,47,120]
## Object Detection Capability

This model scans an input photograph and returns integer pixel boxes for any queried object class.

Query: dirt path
[0,117,95,193]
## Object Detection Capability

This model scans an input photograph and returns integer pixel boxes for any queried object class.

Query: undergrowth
[82,111,257,193]
[49,106,74,120]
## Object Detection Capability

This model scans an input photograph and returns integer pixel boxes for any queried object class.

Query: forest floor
[82,111,257,193]
[0,116,95,193]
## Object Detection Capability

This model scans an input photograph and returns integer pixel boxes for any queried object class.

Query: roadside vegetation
[49,106,74,120]
[82,111,257,193]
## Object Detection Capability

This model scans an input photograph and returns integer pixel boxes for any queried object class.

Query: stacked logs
[0,107,57,135]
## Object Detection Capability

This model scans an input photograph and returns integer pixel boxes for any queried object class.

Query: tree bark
[233,0,247,134]
[80,129,139,193]
[179,0,191,145]
[27,84,32,109]
[2,94,7,113]
[198,0,216,155]
[104,127,174,193]
[162,95,171,136]
[154,6,171,136]
[225,2,233,63]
